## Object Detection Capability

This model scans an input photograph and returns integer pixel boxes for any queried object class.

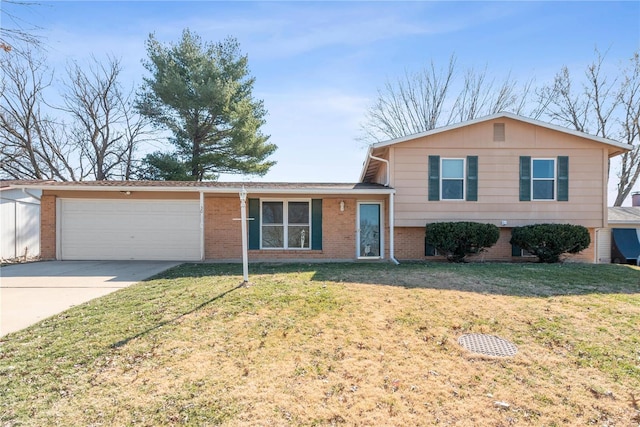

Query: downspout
[368,154,390,186]
[389,191,399,265]
[22,188,41,201]
[199,191,205,261]
[368,154,399,265]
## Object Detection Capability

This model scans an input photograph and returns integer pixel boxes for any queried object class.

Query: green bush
[510,224,591,263]
[425,221,500,263]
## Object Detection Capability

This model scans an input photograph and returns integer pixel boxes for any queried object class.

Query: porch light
[339,200,345,212]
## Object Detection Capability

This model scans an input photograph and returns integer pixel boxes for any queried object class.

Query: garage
[59,199,201,261]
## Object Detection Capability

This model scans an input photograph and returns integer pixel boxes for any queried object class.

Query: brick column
[40,195,56,259]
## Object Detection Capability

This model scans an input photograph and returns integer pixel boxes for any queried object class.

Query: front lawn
[1,262,639,426]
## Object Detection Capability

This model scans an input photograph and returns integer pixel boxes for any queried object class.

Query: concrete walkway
[0,260,180,337]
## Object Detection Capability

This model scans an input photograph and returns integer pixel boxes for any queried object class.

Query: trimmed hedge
[510,223,590,263]
[425,221,500,263]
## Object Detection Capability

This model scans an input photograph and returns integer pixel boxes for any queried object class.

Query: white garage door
[60,199,201,261]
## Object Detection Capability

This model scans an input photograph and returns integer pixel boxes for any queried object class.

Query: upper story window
[519,156,568,202]
[428,155,478,202]
[261,200,310,249]
[441,158,465,200]
[532,159,556,200]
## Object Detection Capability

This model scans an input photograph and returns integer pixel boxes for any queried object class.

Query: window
[532,159,555,200]
[428,155,478,201]
[441,158,465,200]
[519,156,568,202]
[261,200,310,249]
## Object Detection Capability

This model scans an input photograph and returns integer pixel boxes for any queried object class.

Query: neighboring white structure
[0,182,41,260]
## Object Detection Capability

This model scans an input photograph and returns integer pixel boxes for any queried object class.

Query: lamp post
[239,185,249,284]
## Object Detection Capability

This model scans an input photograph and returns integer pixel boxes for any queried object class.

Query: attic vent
[493,123,505,142]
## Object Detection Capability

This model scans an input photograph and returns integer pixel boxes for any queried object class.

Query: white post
[239,185,249,283]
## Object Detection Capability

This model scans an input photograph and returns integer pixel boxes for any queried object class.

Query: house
[11,113,631,263]
[0,180,42,260]
[360,112,630,263]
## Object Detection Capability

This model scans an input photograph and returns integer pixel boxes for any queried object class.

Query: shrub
[425,221,500,262]
[510,224,591,263]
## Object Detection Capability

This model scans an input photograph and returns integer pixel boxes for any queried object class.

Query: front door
[357,202,382,258]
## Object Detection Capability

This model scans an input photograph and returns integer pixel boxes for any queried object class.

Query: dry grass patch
[1,262,639,426]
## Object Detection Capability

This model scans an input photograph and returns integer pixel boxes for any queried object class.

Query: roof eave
[359,145,374,182]
[369,112,633,154]
[11,183,395,195]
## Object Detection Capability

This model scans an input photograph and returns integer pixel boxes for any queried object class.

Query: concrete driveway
[0,260,180,337]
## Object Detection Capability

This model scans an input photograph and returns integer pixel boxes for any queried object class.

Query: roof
[10,180,395,195]
[609,207,640,224]
[0,179,53,190]
[360,112,632,183]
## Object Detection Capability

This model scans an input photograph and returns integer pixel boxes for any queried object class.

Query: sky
[4,0,640,203]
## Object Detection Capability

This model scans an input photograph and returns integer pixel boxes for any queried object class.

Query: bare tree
[448,67,527,124]
[0,50,152,181]
[613,52,640,206]
[359,57,455,143]
[539,49,640,206]
[359,55,535,143]
[0,49,76,180]
[0,1,43,53]
[61,56,150,180]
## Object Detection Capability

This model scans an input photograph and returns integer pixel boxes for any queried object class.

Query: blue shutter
[248,198,260,250]
[557,156,569,201]
[311,199,322,250]
[428,155,440,201]
[466,156,478,201]
[519,156,531,201]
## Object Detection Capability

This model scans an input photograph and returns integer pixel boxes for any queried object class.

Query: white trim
[56,198,62,260]
[356,201,384,260]
[361,112,630,183]
[259,198,312,250]
[368,112,631,153]
[531,158,556,201]
[440,157,466,201]
[12,183,395,195]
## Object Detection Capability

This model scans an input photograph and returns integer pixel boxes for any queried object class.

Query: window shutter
[466,156,478,201]
[428,155,440,201]
[557,156,569,201]
[311,199,322,250]
[248,198,260,250]
[425,239,436,256]
[511,243,522,257]
[519,156,531,201]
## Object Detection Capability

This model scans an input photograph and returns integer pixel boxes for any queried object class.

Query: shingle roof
[10,180,394,194]
[0,179,53,190]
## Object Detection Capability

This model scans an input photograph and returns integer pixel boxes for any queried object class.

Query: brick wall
[205,196,360,261]
[204,197,243,259]
[40,195,56,260]
[395,226,596,263]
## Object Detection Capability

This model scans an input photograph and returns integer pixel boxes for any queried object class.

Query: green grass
[1,262,639,426]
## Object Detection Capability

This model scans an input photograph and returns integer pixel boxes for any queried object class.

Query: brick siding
[40,195,56,260]
[205,196,360,261]
[395,226,596,263]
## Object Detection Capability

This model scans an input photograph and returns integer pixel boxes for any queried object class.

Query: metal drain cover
[458,334,517,357]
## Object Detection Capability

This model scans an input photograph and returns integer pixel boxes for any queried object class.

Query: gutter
[22,188,41,201]
[10,184,394,196]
